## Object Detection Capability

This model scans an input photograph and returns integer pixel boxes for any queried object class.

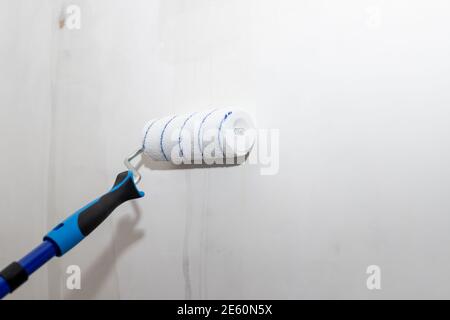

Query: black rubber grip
[0,262,28,292]
[78,171,144,236]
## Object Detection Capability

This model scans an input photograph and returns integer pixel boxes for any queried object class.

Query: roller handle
[0,171,144,299]
[45,171,145,256]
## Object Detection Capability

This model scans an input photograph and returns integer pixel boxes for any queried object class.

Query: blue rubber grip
[43,201,93,256]
[44,171,144,256]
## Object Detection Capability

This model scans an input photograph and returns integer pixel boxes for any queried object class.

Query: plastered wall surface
[1,0,450,299]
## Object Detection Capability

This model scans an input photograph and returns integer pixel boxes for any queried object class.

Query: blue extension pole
[0,276,9,298]
[19,241,58,275]
[0,241,57,300]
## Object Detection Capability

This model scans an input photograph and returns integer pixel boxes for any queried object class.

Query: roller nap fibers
[142,108,255,163]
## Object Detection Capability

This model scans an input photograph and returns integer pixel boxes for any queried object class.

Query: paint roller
[0,108,255,299]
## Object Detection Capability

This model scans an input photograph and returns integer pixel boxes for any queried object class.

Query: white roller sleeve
[141,108,255,163]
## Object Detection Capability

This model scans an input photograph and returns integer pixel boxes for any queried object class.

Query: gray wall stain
[182,171,193,299]
[199,171,210,299]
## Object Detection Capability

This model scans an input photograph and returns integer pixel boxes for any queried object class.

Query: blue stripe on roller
[160,115,177,161]
[0,276,10,299]
[198,109,218,157]
[218,111,232,156]
[18,241,57,275]
[178,112,197,157]
[44,199,98,256]
[142,120,157,149]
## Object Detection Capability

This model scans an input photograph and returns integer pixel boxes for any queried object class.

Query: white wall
[1,0,450,299]
[0,0,54,299]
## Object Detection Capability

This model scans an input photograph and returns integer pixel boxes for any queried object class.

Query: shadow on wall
[65,202,144,300]
[64,152,250,299]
